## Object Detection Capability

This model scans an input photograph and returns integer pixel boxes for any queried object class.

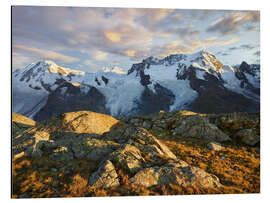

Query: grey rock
[236,129,260,146]
[207,142,224,151]
[173,116,231,142]
[88,160,120,189]
[109,144,145,175]
[220,156,226,160]
[51,168,57,172]
[130,163,221,189]
[142,121,152,129]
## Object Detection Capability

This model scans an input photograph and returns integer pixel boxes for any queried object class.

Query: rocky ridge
[12,110,260,197]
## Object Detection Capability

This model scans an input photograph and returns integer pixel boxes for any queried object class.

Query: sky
[12,6,260,72]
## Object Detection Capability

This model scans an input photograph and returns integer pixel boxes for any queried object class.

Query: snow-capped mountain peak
[127,50,224,78]
[12,51,260,121]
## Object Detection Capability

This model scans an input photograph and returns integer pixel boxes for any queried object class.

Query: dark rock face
[234,62,260,95]
[136,83,175,115]
[174,65,260,114]
[127,59,260,115]
[34,82,109,121]
[101,76,109,85]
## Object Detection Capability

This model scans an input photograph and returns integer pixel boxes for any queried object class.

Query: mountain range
[12,50,260,121]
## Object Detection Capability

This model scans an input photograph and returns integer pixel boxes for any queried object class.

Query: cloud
[144,37,238,59]
[124,50,136,57]
[216,51,229,56]
[203,37,239,47]
[13,44,80,63]
[93,51,107,61]
[12,52,33,69]
[104,32,121,43]
[228,44,259,51]
[83,60,102,72]
[229,47,238,51]
[12,7,260,68]
[207,11,260,35]
[240,44,257,50]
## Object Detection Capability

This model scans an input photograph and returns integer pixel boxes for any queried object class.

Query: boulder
[130,162,220,189]
[61,111,119,134]
[12,113,36,137]
[104,126,177,160]
[173,116,231,142]
[236,129,260,146]
[109,144,145,174]
[88,160,120,189]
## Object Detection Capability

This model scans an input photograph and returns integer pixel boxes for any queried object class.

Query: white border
[2,0,270,202]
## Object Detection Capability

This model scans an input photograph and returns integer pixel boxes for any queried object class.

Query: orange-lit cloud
[104,32,121,42]
[13,44,80,63]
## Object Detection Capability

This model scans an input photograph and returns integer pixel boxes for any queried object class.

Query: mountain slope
[12,50,260,121]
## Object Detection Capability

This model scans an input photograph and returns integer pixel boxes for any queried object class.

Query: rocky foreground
[12,110,260,198]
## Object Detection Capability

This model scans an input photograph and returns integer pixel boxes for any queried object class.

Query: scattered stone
[220,156,226,160]
[255,147,260,154]
[51,168,57,172]
[207,142,224,151]
[142,121,151,129]
[157,133,166,137]
[19,193,29,198]
[152,125,164,131]
[130,118,141,126]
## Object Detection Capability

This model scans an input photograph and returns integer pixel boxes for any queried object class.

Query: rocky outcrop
[12,113,36,136]
[236,129,260,146]
[12,113,36,126]
[130,162,220,188]
[172,116,231,142]
[88,160,120,189]
[12,111,226,191]
[60,111,119,134]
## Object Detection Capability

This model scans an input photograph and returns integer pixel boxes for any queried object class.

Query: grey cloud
[253,51,260,56]
[207,11,260,35]
[12,6,153,61]
[12,6,259,69]
[229,47,238,51]
[216,52,229,56]
[228,44,259,51]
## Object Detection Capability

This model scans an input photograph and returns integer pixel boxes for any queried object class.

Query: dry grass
[12,115,260,198]
[12,155,98,198]
[156,132,260,194]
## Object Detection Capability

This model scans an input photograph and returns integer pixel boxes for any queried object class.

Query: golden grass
[12,123,260,198]
[157,133,260,194]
